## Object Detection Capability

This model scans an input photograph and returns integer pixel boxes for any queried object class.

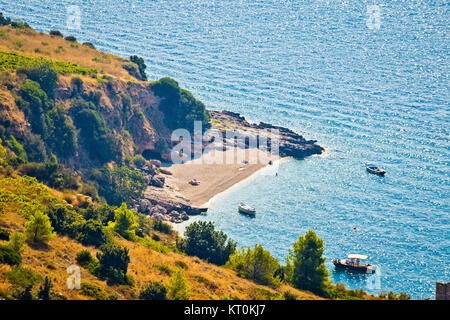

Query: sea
[1,0,448,299]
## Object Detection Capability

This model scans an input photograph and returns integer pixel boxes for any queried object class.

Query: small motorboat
[332,254,376,274]
[238,203,256,216]
[365,162,386,176]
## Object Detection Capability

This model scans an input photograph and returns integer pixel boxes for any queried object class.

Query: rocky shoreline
[131,110,324,223]
[210,110,324,159]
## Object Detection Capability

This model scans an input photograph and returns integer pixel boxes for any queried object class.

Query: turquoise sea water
[2,0,448,298]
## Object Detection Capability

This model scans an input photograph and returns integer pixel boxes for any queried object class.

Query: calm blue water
[2,0,448,299]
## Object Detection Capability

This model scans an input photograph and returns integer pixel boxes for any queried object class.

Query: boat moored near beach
[238,203,256,216]
[332,254,376,274]
[365,162,386,176]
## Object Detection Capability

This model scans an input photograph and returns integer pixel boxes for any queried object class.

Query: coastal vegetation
[228,244,282,287]
[152,77,211,132]
[139,281,168,300]
[0,13,410,301]
[285,230,331,296]
[176,221,236,266]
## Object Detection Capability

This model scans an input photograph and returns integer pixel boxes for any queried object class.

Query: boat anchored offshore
[238,203,256,216]
[332,254,376,274]
[365,162,386,176]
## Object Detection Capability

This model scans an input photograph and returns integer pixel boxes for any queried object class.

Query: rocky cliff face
[54,76,171,162]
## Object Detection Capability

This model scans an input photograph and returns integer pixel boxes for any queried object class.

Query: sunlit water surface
[2,0,449,298]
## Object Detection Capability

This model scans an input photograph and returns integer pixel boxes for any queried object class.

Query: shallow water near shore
[4,0,449,298]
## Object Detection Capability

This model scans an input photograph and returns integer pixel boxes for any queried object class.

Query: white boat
[332,254,376,274]
[365,162,386,176]
[238,203,256,216]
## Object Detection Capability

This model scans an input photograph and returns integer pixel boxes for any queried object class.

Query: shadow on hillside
[26,241,51,252]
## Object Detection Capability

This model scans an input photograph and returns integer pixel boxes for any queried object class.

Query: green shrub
[18,59,58,97]
[378,291,411,300]
[75,220,108,247]
[76,250,100,275]
[96,243,130,285]
[80,184,99,200]
[110,203,138,240]
[82,42,96,49]
[283,290,298,300]
[82,203,116,225]
[129,55,147,81]
[10,20,30,29]
[249,287,282,300]
[7,231,26,254]
[17,80,51,136]
[76,250,94,265]
[326,283,364,300]
[135,212,152,238]
[0,227,9,240]
[132,154,146,168]
[6,135,27,161]
[5,267,42,292]
[64,36,77,42]
[22,132,47,162]
[80,282,112,300]
[46,105,77,158]
[71,102,119,164]
[6,156,26,168]
[141,237,169,254]
[49,30,63,37]
[0,244,22,265]
[153,263,174,276]
[94,166,146,206]
[122,63,139,79]
[37,276,52,300]
[45,203,84,235]
[177,221,236,265]
[166,270,190,300]
[151,77,210,132]
[228,244,281,287]
[153,219,172,234]
[174,260,188,270]
[19,162,79,190]
[25,211,56,244]
[0,12,11,26]
[71,76,83,91]
[139,281,167,300]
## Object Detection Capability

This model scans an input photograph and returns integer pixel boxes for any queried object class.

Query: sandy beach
[162,148,280,207]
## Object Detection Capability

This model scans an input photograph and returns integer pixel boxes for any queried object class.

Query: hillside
[0,171,321,300]
[0,17,390,301]
[0,20,322,301]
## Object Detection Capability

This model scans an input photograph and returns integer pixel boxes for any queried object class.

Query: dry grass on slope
[0,25,136,81]
[0,207,320,300]
[118,238,321,300]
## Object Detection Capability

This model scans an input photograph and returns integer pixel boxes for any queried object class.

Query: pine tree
[7,231,26,253]
[38,276,52,300]
[166,270,190,300]
[111,203,138,240]
[286,230,331,296]
[25,211,55,244]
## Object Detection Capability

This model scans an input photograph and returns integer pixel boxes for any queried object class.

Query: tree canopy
[177,221,236,265]
[285,230,331,296]
[228,244,281,287]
